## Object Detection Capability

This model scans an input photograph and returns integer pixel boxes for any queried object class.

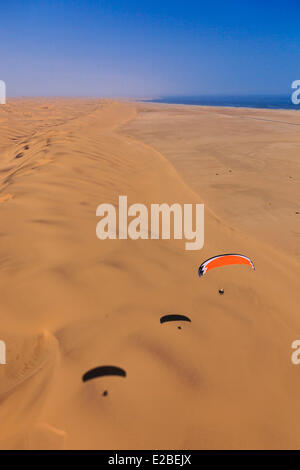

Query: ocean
[142,95,300,110]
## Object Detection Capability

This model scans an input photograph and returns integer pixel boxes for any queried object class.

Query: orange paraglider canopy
[198,254,255,277]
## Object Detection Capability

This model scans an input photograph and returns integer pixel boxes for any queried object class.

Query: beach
[0,98,299,449]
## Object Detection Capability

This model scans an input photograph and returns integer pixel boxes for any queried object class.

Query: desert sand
[0,98,299,450]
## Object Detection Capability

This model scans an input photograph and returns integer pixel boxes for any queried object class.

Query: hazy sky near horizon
[1,0,300,97]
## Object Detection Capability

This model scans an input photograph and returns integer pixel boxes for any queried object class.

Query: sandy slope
[122,103,300,258]
[0,99,299,450]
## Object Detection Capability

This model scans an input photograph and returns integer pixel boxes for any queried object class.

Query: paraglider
[198,254,255,277]
[82,366,126,383]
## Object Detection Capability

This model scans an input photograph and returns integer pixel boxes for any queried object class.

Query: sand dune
[0,99,299,449]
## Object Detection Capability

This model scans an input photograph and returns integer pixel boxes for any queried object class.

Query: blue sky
[1,0,300,97]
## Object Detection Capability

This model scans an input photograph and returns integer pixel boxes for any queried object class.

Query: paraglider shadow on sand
[160,314,191,330]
